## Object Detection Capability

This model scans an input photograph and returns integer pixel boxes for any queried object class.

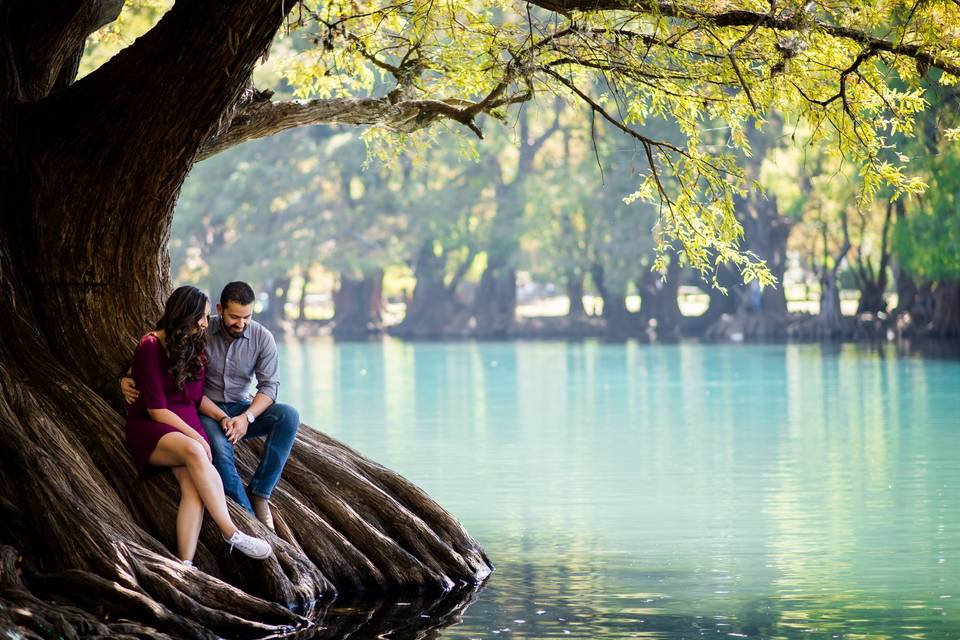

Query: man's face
[217,301,254,338]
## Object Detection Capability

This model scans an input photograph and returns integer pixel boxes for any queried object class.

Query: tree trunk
[815,269,849,337]
[591,264,640,339]
[333,269,385,338]
[928,280,960,338]
[392,242,470,338]
[682,266,741,336]
[565,271,587,320]
[703,191,794,340]
[856,274,888,316]
[472,262,517,338]
[298,270,313,322]
[0,2,490,635]
[263,276,292,332]
[636,258,682,341]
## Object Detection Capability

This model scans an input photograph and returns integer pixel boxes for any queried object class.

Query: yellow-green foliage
[86,0,960,287]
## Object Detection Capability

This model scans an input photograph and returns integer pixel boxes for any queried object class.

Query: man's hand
[224,414,249,444]
[120,376,140,405]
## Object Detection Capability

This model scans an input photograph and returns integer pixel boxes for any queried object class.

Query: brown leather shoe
[251,496,275,531]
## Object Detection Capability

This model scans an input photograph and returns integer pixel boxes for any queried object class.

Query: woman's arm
[146,408,205,441]
[199,396,230,428]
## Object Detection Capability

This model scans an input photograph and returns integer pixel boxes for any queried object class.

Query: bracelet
[218,415,230,423]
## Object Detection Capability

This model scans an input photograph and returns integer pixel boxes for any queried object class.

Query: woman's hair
[156,285,208,390]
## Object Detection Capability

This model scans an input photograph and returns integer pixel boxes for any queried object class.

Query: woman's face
[195,302,211,334]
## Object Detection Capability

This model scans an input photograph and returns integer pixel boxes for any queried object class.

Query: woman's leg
[171,466,204,562]
[149,433,238,539]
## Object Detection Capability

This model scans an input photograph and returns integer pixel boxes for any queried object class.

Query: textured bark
[332,269,385,338]
[0,1,491,635]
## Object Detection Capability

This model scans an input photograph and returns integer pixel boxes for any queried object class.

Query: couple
[122,282,300,565]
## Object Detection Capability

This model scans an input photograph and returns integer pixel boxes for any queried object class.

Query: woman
[125,285,271,564]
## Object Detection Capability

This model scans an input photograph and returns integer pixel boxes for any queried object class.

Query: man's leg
[200,405,254,513]
[244,402,300,501]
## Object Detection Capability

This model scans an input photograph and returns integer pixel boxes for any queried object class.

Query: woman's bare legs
[150,432,239,539]
[170,466,204,562]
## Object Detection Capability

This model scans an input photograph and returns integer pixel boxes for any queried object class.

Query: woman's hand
[196,436,213,462]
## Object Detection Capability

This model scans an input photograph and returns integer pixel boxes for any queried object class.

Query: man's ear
[216,303,222,316]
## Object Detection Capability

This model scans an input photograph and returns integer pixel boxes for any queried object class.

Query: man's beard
[226,325,244,338]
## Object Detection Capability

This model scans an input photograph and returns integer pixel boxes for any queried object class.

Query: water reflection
[280,340,960,639]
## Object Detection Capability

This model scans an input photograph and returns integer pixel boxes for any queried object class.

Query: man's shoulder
[246,319,277,345]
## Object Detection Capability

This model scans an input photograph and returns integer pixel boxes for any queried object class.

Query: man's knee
[272,403,300,434]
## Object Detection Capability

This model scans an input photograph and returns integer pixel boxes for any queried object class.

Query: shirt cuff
[256,383,279,402]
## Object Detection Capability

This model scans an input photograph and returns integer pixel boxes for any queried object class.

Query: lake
[278,339,960,639]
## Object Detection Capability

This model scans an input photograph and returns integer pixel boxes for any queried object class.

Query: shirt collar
[209,315,250,340]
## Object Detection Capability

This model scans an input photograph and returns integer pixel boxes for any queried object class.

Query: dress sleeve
[132,336,168,410]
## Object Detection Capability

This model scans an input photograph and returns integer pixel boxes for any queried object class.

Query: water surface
[279,340,960,639]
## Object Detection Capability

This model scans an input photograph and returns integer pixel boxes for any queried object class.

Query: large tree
[2,0,958,635]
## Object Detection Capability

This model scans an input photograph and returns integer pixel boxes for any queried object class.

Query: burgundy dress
[125,334,209,476]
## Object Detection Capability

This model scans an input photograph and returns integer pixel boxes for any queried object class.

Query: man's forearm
[246,393,274,418]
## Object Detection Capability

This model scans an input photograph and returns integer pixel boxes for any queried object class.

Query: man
[123,281,299,530]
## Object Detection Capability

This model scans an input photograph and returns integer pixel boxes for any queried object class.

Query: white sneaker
[224,530,272,560]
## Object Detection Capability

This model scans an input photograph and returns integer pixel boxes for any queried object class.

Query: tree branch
[199,87,533,160]
[7,0,124,99]
[527,0,960,77]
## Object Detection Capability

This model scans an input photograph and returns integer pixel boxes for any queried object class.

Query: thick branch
[199,90,532,160]
[5,0,124,99]
[527,0,960,77]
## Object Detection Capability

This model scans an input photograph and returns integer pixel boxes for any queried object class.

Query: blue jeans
[199,401,300,513]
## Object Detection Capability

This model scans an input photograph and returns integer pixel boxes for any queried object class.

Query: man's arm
[120,368,140,404]
[225,328,280,443]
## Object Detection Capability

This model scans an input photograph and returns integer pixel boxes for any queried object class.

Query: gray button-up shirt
[204,316,280,404]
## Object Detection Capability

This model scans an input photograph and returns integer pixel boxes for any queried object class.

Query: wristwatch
[244,410,256,424]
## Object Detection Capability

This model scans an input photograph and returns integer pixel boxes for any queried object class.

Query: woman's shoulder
[136,333,165,353]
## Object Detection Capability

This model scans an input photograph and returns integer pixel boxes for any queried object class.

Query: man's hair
[220,281,255,309]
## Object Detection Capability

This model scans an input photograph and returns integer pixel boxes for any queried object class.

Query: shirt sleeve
[254,329,280,401]
[131,336,168,410]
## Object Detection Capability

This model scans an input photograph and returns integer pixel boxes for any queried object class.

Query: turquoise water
[279,340,960,639]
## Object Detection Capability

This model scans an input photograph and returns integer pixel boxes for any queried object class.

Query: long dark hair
[156,285,208,390]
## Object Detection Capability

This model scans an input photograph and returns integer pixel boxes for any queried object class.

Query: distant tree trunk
[928,280,960,338]
[813,213,852,337]
[565,271,587,320]
[474,102,560,338]
[853,199,893,316]
[894,266,919,316]
[392,242,471,338]
[333,269,385,338]
[682,266,741,336]
[637,258,682,340]
[591,264,639,339]
[263,276,291,331]
[298,270,313,322]
[472,262,517,338]
[891,199,919,319]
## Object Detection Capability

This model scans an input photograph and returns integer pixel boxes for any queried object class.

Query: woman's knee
[182,440,208,466]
